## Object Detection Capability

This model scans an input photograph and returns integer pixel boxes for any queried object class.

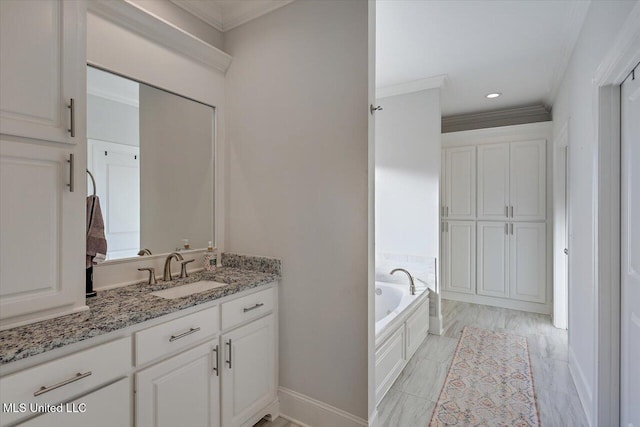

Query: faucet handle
[180,259,195,278]
[138,267,157,285]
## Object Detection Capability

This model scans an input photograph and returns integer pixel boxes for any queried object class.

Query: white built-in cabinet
[441,129,548,312]
[0,0,87,329]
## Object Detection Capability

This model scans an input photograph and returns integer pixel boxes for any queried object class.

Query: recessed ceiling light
[486,93,501,99]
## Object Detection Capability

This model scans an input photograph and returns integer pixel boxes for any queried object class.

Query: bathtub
[374,281,430,405]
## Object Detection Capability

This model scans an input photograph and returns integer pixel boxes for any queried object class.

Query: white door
[444,146,476,219]
[0,140,84,324]
[509,222,546,303]
[136,341,220,427]
[477,222,509,298]
[19,378,131,427]
[0,0,84,144]
[443,221,476,294]
[621,67,640,427]
[510,140,546,221]
[88,139,140,260]
[222,315,276,427]
[477,143,510,220]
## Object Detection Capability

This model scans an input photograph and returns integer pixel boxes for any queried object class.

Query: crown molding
[442,104,551,133]
[88,0,232,74]
[170,0,295,32]
[169,0,223,31]
[376,75,448,99]
[547,0,591,104]
[87,87,140,108]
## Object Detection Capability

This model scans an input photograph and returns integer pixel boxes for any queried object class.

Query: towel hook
[86,169,96,196]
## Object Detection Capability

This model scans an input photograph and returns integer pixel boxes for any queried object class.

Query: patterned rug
[429,326,540,426]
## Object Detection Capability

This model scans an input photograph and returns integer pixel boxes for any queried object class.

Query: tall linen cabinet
[440,123,551,314]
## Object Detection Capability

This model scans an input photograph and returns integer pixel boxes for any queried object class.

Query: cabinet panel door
[18,378,131,427]
[136,341,219,427]
[510,222,546,303]
[0,0,83,144]
[222,315,275,427]
[0,140,84,323]
[443,221,476,294]
[478,143,509,220]
[510,140,546,221]
[477,222,509,298]
[406,298,429,359]
[444,147,476,219]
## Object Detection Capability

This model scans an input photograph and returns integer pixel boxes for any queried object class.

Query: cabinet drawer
[135,306,218,366]
[0,337,131,427]
[221,287,274,330]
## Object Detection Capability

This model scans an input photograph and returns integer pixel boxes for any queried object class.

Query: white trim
[442,121,553,147]
[169,0,224,31]
[429,314,443,335]
[87,0,232,74]
[548,0,591,104]
[569,346,593,426]
[442,292,551,315]
[87,87,139,108]
[590,3,640,426]
[278,387,368,427]
[376,75,447,99]
[552,120,569,330]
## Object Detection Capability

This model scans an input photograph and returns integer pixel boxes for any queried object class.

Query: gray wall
[224,0,370,418]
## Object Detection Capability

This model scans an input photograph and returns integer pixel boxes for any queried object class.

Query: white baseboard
[368,409,378,427]
[568,346,593,427]
[429,315,443,335]
[442,291,551,314]
[278,387,367,427]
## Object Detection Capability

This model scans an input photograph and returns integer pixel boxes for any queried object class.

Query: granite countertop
[0,254,281,366]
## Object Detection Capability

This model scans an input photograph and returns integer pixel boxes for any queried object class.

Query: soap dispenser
[204,241,217,272]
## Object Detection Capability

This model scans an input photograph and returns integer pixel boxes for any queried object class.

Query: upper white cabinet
[0,0,84,144]
[443,146,476,219]
[0,140,85,327]
[477,143,510,220]
[222,314,276,427]
[477,140,546,221]
[510,140,546,221]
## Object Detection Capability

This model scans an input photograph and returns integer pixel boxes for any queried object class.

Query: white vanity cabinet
[0,0,85,144]
[136,341,220,427]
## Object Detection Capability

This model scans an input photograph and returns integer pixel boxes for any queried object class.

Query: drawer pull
[34,371,92,396]
[169,327,201,342]
[226,339,232,368]
[243,303,264,313]
[212,345,219,376]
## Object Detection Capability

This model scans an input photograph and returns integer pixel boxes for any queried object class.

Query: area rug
[429,326,540,426]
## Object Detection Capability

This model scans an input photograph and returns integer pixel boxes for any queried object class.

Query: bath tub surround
[374,280,431,405]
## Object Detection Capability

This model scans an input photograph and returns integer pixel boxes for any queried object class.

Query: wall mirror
[87,65,215,261]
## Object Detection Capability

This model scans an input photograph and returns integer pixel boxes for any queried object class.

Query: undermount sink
[150,280,229,299]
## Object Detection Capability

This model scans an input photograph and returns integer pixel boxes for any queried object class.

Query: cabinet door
[222,315,276,427]
[136,341,220,427]
[477,222,509,298]
[477,143,509,220]
[0,0,84,144]
[444,146,476,219]
[510,140,546,221]
[0,140,84,325]
[18,378,131,427]
[509,222,546,303]
[406,298,429,359]
[443,221,476,294]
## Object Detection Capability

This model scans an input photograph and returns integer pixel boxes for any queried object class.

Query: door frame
[592,4,640,426]
[552,121,569,329]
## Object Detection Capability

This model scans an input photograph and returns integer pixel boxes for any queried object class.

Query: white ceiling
[170,0,294,32]
[376,0,590,116]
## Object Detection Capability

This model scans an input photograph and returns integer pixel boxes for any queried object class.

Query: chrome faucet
[390,268,416,296]
[137,248,152,256]
[163,252,184,281]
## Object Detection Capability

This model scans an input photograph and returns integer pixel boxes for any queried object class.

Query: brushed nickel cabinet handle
[34,371,92,396]
[445,222,448,232]
[441,206,445,217]
[510,206,514,217]
[446,206,449,217]
[510,223,514,234]
[226,339,232,368]
[441,222,445,233]
[505,206,509,217]
[505,223,508,235]
[243,303,264,313]
[169,327,200,342]
[67,153,74,192]
[212,345,219,376]
[68,98,75,137]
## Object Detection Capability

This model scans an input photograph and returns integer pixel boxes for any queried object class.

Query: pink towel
[86,195,107,268]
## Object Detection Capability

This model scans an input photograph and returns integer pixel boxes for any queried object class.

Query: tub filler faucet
[390,268,416,296]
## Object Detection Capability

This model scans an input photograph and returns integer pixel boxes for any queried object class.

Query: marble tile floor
[377,299,589,427]
[253,417,301,427]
